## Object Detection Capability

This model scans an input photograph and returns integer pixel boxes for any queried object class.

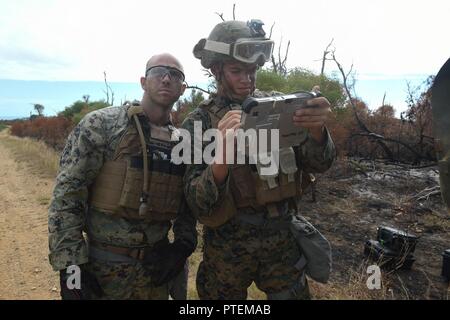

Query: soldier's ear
[211,64,222,82]
[140,77,146,90]
[180,82,187,96]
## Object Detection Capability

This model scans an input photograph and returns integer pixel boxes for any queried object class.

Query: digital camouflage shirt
[182,91,336,219]
[48,106,197,271]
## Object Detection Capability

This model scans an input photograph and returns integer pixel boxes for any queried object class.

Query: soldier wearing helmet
[183,20,336,299]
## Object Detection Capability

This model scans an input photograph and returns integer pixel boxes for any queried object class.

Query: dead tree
[215,12,225,21]
[186,85,211,95]
[330,51,395,160]
[405,79,435,161]
[103,71,115,106]
[330,50,435,163]
[271,36,290,76]
[320,38,334,77]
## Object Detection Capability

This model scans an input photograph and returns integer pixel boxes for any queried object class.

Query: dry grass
[420,214,450,233]
[310,262,395,300]
[0,129,59,178]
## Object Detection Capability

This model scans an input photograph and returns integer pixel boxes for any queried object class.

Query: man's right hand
[59,264,103,300]
[143,240,193,287]
[212,110,242,185]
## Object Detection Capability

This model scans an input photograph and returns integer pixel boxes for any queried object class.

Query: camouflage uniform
[182,94,336,300]
[48,105,197,299]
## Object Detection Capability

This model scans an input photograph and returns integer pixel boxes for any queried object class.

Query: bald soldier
[48,53,197,300]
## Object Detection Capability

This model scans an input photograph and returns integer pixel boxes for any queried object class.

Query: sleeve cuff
[304,127,335,160]
[48,242,89,271]
[204,164,231,204]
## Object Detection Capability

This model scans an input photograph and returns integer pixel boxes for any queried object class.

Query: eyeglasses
[145,65,185,82]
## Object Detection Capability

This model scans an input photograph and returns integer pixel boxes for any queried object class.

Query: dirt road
[0,138,59,299]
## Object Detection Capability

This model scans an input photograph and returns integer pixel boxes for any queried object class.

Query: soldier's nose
[161,73,171,84]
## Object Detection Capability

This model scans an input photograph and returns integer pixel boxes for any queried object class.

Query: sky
[0,0,449,118]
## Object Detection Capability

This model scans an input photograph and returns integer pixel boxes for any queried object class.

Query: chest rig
[88,105,185,221]
[199,99,312,228]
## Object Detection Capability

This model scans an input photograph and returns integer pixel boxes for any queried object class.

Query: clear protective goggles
[204,38,274,64]
[232,38,274,64]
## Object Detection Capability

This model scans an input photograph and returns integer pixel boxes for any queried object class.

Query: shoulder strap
[127,105,144,118]
[124,104,150,217]
[131,114,150,218]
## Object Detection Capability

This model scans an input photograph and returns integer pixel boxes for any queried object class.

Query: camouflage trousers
[197,214,310,300]
[84,252,188,300]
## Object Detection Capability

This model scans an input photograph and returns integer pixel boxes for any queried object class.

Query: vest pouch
[253,172,297,206]
[113,130,141,159]
[253,153,282,206]
[89,160,128,214]
[290,215,332,284]
[279,147,298,182]
[147,159,170,214]
[254,171,281,205]
[278,173,298,197]
[278,147,298,198]
[118,165,142,211]
[146,169,180,221]
[165,173,184,214]
[229,165,257,207]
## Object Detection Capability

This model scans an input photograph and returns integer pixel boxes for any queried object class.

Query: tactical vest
[88,105,184,221]
[199,99,313,227]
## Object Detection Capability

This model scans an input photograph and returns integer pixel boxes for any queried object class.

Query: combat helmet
[193,19,274,68]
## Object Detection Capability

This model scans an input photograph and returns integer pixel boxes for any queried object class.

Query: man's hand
[293,86,331,144]
[144,240,193,287]
[59,264,103,300]
[212,110,242,185]
[215,110,242,164]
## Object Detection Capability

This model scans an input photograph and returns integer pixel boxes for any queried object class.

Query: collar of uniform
[135,105,174,127]
[213,94,233,108]
[213,95,243,110]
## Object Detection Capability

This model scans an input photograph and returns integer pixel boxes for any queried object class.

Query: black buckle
[247,19,266,37]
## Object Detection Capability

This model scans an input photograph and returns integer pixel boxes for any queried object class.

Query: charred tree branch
[332,52,394,160]
[186,85,211,95]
